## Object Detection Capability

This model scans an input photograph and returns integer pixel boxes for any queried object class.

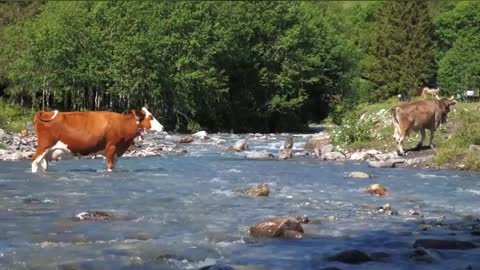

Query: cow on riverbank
[391,96,457,155]
[31,107,164,172]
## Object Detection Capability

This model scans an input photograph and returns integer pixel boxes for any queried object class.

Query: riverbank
[1,100,479,171]
[327,100,480,171]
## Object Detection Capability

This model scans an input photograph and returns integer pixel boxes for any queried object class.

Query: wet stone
[348,172,370,179]
[327,249,372,264]
[199,264,235,270]
[238,184,270,196]
[23,198,43,204]
[413,239,477,250]
[249,216,308,239]
[365,184,387,196]
[179,136,194,143]
[73,211,114,221]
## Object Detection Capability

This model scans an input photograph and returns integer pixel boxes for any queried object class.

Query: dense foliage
[0,1,478,132]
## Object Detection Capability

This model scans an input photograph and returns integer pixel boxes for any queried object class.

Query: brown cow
[31,107,164,172]
[392,96,457,155]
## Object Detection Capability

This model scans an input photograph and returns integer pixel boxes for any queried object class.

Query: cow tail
[391,107,400,140]
[35,110,59,122]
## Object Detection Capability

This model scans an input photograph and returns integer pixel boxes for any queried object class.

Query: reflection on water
[0,134,480,269]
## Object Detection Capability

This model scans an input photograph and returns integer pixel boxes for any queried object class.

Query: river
[0,133,479,269]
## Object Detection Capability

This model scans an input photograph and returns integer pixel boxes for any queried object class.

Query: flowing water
[0,134,479,270]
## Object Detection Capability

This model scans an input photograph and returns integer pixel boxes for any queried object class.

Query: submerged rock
[73,211,114,221]
[322,152,345,161]
[327,249,372,264]
[410,247,440,263]
[413,239,477,250]
[179,136,194,144]
[226,140,249,152]
[374,203,398,215]
[365,184,387,196]
[348,172,370,179]
[245,151,274,160]
[238,183,270,196]
[199,264,235,270]
[193,131,209,140]
[368,160,395,168]
[250,216,308,239]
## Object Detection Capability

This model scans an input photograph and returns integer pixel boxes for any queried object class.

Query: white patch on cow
[31,141,72,173]
[51,110,59,120]
[142,107,164,133]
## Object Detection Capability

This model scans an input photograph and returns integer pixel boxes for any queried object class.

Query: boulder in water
[250,216,308,239]
[327,250,372,264]
[245,151,274,160]
[238,183,270,196]
[226,139,248,152]
[179,136,194,143]
[322,152,345,161]
[413,239,477,250]
[365,184,387,196]
[193,131,209,140]
[348,172,370,179]
[74,211,114,221]
[199,264,235,270]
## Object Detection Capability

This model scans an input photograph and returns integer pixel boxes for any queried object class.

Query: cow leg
[32,147,50,173]
[417,129,426,149]
[396,132,406,156]
[428,129,435,149]
[105,144,117,172]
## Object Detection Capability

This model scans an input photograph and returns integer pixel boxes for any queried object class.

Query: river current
[0,133,479,270]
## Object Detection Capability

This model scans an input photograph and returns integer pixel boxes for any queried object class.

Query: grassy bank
[330,99,480,171]
[0,99,34,132]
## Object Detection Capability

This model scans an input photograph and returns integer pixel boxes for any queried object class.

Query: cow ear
[130,109,144,121]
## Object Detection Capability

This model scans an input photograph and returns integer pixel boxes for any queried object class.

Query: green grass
[0,99,34,132]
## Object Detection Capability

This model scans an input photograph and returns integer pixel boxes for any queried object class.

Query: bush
[0,99,34,132]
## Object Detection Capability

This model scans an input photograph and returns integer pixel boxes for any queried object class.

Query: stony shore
[0,126,465,172]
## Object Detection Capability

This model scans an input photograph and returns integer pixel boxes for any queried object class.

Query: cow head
[131,107,164,135]
[438,96,457,123]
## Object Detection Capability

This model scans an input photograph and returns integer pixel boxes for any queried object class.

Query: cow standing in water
[391,96,457,155]
[31,107,164,172]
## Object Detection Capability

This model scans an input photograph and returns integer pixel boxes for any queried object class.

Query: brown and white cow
[31,107,164,172]
[392,96,457,155]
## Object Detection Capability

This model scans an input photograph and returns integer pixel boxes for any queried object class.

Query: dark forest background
[0,1,479,132]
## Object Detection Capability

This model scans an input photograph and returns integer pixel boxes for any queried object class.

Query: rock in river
[327,249,372,264]
[413,239,477,250]
[238,183,270,196]
[74,211,114,221]
[250,216,309,239]
[348,172,370,179]
[365,184,387,196]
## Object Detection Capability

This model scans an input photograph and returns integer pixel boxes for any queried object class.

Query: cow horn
[448,95,454,100]
[436,95,441,100]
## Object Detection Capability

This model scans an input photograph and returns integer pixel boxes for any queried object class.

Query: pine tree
[368,1,436,99]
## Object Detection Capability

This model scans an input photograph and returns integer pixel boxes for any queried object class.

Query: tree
[438,35,480,95]
[368,1,436,99]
